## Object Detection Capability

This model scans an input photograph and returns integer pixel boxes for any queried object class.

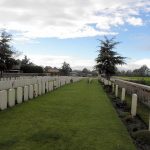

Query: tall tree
[21,55,31,66]
[60,61,72,76]
[96,37,126,80]
[0,30,18,75]
[133,65,149,76]
[82,68,90,77]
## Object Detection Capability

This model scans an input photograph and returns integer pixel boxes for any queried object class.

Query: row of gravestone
[0,76,81,111]
[0,76,55,91]
[0,76,78,91]
[100,77,150,131]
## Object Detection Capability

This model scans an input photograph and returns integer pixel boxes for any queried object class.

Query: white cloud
[26,54,150,71]
[118,58,150,71]
[0,0,149,39]
[127,17,143,26]
[21,54,95,70]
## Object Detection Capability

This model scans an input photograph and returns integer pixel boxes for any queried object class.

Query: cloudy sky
[0,0,150,70]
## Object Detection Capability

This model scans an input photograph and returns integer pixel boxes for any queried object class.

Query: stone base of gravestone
[8,89,15,107]
[16,87,23,104]
[0,90,7,110]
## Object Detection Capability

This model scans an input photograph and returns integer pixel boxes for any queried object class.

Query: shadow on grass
[29,130,63,143]
[0,138,18,150]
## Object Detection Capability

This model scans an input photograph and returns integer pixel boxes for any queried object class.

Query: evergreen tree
[96,37,126,80]
[60,62,72,76]
[0,30,17,75]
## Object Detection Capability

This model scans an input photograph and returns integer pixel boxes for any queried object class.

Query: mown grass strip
[0,80,136,150]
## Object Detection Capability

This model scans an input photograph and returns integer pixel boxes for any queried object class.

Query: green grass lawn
[0,80,136,150]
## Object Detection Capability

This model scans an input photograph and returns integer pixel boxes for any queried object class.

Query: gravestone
[121,88,126,102]
[108,81,111,85]
[42,81,45,94]
[0,90,7,110]
[29,85,33,99]
[131,94,137,117]
[34,84,38,97]
[115,85,118,97]
[24,86,29,101]
[49,82,53,91]
[112,83,115,93]
[45,81,48,93]
[38,83,42,95]
[16,87,23,104]
[8,89,15,107]
[149,115,150,131]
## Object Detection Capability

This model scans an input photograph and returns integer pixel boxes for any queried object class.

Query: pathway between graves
[0,79,136,150]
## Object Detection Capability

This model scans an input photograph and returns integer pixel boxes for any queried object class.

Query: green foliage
[0,30,18,72]
[21,65,44,73]
[60,61,72,76]
[96,36,126,79]
[0,80,135,150]
[118,111,130,118]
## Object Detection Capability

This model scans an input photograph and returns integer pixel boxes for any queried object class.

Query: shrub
[132,130,150,145]
[118,111,130,118]
[21,65,44,73]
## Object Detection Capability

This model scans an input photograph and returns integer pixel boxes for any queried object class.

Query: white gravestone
[149,114,150,131]
[53,81,57,89]
[42,81,45,94]
[29,85,33,99]
[16,87,23,104]
[34,84,38,97]
[8,89,15,107]
[108,81,111,85]
[24,86,29,101]
[112,83,115,93]
[49,82,53,91]
[121,88,126,102]
[38,83,42,95]
[131,94,137,117]
[115,85,118,97]
[0,90,7,110]
[45,81,48,93]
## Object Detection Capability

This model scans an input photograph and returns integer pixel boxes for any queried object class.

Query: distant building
[70,71,79,76]
[6,60,21,73]
[45,66,59,76]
